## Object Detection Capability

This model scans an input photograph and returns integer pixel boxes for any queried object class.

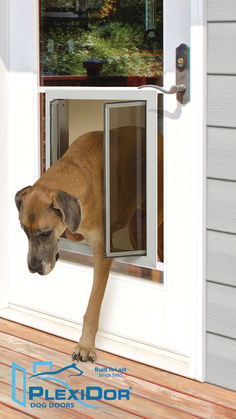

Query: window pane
[39,0,163,87]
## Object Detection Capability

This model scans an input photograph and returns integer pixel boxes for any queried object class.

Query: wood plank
[1,344,200,419]
[206,333,236,392]
[0,359,197,419]
[207,178,236,233]
[208,0,236,22]
[207,282,236,339]
[0,380,93,419]
[0,402,35,419]
[1,343,234,419]
[207,127,236,181]
[208,75,236,128]
[0,362,141,419]
[208,23,236,74]
[0,359,137,419]
[0,319,236,412]
[207,230,236,287]
[0,349,141,419]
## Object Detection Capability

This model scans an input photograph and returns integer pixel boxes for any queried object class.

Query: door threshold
[0,305,189,377]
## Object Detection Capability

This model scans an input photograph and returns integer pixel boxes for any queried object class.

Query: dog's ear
[51,191,82,233]
[15,186,31,212]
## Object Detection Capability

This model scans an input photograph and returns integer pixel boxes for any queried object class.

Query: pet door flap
[104,101,147,258]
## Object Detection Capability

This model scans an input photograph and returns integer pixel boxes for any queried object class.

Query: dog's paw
[72,342,96,363]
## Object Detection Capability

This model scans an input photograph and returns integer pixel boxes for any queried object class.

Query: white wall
[69,100,145,144]
[69,100,104,144]
[4,0,39,306]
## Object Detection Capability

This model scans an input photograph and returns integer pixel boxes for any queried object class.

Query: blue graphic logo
[12,361,130,410]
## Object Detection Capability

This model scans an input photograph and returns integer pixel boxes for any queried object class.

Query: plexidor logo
[12,361,130,409]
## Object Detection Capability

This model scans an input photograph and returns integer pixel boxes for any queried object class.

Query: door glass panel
[39,0,163,87]
[104,102,146,257]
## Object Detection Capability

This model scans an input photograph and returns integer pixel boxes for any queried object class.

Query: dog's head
[15,186,82,275]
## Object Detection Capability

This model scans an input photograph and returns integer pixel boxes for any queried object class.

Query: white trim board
[188,0,207,382]
[0,0,9,308]
[0,306,189,377]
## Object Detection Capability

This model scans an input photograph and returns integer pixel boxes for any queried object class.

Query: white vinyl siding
[206,0,236,391]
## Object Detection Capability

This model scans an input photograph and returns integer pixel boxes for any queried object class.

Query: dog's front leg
[72,247,112,362]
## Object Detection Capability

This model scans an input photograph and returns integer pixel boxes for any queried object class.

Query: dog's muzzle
[28,257,43,274]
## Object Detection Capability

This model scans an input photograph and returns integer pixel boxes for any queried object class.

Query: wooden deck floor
[0,318,235,419]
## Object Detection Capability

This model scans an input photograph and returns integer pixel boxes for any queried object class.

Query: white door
[5,0,205,380]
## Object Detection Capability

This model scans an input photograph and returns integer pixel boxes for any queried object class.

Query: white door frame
[0,0,206,381]
[0,0,9,309]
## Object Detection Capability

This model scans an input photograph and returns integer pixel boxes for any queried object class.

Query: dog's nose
[56,252,59,261]
[28,258,42,274]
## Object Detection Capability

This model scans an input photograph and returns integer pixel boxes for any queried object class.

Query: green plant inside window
[40,0,163,77]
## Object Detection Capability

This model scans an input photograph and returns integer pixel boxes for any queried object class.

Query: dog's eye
[41,231,52,237]
[53,208,62,218]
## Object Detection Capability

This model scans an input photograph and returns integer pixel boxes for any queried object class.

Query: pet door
[46,88,162,270]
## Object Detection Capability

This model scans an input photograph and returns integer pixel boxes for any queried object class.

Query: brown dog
[15,126,162,362]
